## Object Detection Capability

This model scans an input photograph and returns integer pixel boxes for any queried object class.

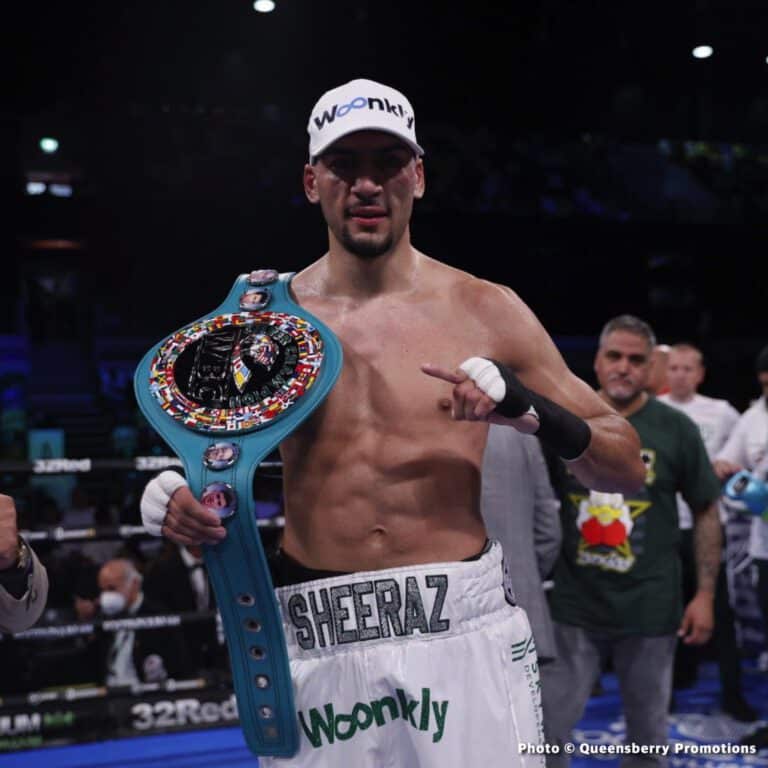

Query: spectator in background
[144,542,227,678]
[542,316,722,767]
[96,557,191,686]
[0,494,48,634]
[481,425,562,664]
[658,343,755,719]
[714,344,768,748]
[0,494,49,696]
[646,343,671,396]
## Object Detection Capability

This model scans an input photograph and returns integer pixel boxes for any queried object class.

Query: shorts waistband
[274,540,507,658]
[270,539,491,587]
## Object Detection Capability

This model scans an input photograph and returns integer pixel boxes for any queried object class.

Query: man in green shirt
[542,315,722,767]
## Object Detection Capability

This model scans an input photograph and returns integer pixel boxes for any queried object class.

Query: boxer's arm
[457,357,593,460]
[486,286,645,494]
[422,282,645,494]
[423,359,643,493]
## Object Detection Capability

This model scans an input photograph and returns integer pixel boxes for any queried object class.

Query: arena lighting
[48,183,73,198]
[39,137,59,154]
[692,45,714,59]
[253,0,275,12]
[26,238,83,251]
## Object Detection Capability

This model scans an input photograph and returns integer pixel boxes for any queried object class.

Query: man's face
[666,348,704,400]
[594,330,653,408]
[98,562,138,606]
[303,130,425,259]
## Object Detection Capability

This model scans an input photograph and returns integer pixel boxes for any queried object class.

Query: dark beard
[340,225,393,260]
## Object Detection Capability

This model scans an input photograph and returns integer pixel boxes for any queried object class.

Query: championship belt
[133,269,343,757]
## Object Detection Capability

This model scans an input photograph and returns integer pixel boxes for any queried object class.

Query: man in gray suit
[481,425,562,662]
[0,494,48,634]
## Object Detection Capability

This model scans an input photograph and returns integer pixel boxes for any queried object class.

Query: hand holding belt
[134,270,343,757]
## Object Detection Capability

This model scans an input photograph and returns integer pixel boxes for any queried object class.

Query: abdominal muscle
[279,412,489,573]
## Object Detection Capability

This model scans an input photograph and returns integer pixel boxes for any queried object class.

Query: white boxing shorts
[261,540,544,768]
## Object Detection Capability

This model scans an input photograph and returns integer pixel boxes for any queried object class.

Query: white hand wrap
[140,470,188,536]
[458,357,506,402]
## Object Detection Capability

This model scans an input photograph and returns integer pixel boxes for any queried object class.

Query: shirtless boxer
[141,79,645,767]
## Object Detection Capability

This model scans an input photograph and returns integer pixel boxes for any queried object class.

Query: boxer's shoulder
[449,276,545,356]
[423,262,514,311]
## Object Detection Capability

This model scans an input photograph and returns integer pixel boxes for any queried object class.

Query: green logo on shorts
[298,687,449,748]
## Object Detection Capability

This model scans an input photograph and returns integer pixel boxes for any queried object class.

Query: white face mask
[100,590,127,616]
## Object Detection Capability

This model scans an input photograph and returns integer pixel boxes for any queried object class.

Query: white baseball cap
[307,78,425,162]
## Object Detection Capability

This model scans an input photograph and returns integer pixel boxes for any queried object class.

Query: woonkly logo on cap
[313,95,414,132]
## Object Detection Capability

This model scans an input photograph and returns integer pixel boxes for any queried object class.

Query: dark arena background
[2,1,768,766]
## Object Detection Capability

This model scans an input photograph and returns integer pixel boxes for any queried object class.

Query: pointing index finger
[420,363,468,385]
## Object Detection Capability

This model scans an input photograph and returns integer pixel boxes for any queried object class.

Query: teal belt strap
[133,270,343,757]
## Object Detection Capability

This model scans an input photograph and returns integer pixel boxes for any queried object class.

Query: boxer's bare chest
[304,291,495,422]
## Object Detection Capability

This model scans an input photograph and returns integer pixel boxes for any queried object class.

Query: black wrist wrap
[528,391,592,460]
[489,359,592,460]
